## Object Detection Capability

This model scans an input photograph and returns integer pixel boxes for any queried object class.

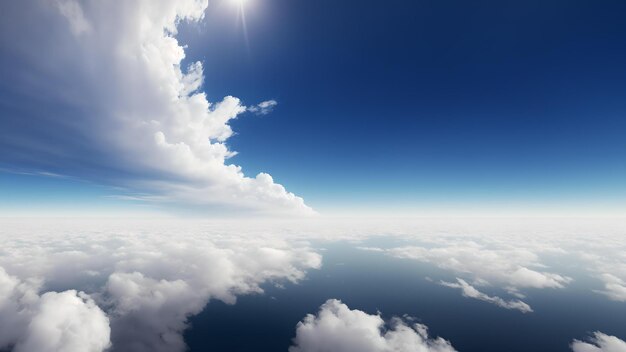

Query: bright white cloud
[440,278,533,313]
[0,267,110,352]
[0,219,322,352]
[104,237,321,352]
[0,217,624,351]
[571,332,626,352]
[15,290,111,352]
[290,299,457,352]
[0,0,311,215]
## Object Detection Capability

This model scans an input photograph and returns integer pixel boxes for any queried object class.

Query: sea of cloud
[0,217,624,351]
[0,218,322,351]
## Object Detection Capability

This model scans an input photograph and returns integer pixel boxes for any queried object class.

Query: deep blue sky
[2,0,626,215]
[174,0,626,213]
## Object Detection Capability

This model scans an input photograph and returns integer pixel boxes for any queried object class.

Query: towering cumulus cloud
[0,0,311,215]
[290,299,457,352]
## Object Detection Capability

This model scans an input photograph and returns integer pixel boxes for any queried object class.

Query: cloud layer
[290,299,457,352]
[0,217,623,351]
[0,219,322,352]
[0,0,311,215]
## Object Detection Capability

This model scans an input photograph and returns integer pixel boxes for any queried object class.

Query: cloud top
[440,278,533,313]
[290,299,457,352]
[0,267,110,352]
[571,332,626,352]
[0,219,322,352]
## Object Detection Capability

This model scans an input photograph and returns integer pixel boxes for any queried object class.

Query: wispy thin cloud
[440,278,533,313]
[247,100,278,115]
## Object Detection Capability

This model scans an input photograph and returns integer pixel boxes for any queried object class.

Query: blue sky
[1,0,626,216]
[188,0,626,212]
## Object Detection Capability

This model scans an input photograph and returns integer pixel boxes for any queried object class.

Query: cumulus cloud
[0,217,623,351]
[0,219,322,352]
[0,267,110,352]
[15,290,111,352]
[104,238,321,352]
[248,99,278,115]
[290,299,456,352]
[571,332,626,352]
[0,0,311,215]
[440,278,533,313]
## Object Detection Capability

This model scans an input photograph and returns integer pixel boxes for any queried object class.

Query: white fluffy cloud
[290,299,456,352]
[571,332,626,352]
[0,0,311,215]
[0,217,624,351]
[440,278,533,313]
[15,290,111,352]
[0,219,322,352]
[0,267,110,352]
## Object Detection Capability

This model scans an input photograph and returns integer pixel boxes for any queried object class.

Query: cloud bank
[0,217,623,351]
[290,299,456,352]
[0,219,322,352]
[0,0,311,215]
[571,332,626,352]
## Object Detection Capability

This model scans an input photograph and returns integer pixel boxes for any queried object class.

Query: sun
[231,0,248,6]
